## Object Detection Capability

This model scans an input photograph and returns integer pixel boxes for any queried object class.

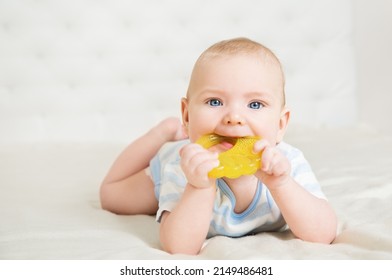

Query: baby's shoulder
[157,139,190,160]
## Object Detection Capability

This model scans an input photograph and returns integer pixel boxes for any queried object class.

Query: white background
[0,0,391,143]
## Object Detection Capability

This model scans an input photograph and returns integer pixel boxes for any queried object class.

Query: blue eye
[207,99,222,107]
[248,101,263,110]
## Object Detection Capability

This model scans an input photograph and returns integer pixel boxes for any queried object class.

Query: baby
[100,37,337,255]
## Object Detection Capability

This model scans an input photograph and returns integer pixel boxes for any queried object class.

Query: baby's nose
[223,113,245,125]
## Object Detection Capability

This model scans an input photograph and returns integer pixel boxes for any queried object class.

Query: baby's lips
[196,134,262,179]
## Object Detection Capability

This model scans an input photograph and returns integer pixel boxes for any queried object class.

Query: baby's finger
[180,144,219,175]
[195,158,220,177]
[262,148,290,176]
[266,152,282,175]
[270,153,290,176]
[260,145,275,172]
[253,139,270,153]
[188,150,219,170]
[180,143,204,162]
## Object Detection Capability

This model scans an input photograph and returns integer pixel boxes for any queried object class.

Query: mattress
[0,126,391,260]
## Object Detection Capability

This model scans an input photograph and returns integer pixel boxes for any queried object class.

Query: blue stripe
[209,208,282,237]
[161,140,188,160]
[159,192,181,206]
[150,141,187,200]
[149,154,162,200]
[215,179,262,222]
[165,171,186,188]
[292,162,312,177]
[209,220,251,237]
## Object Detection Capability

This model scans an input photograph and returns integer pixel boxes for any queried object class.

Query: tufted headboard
[0,0,357,143]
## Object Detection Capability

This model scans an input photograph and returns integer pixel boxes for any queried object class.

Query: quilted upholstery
[0,0,357,142]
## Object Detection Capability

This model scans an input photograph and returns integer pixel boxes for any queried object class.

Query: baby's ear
[181,97,190,128]
[277,107,290,143]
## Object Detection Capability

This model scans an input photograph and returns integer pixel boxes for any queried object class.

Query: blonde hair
[190,37,286,105]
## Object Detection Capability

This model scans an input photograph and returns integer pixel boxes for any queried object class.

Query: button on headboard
[0,0,356,142]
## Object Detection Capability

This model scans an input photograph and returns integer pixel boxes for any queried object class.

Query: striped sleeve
[278,142,327,200]
[149,140,188,222]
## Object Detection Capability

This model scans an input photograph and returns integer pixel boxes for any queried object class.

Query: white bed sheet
[1,126,391,259]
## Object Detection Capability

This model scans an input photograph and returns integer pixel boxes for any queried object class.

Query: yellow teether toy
[196,134,262,179]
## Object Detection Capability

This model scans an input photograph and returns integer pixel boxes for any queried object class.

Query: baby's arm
[100,117,186,215]
[254,140,337,244]
[159,144,219,255]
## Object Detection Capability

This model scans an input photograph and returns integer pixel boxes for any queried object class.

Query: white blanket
[1,126,391,259]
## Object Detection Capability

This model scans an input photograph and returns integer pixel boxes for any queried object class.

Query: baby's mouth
[220,141,234,149]
[196,133,262,179]
[208,141,232,153]
[207,135,237,153]
[197,133,248,153]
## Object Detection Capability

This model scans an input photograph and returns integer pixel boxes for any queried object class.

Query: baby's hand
[253,139,291,189]
[180,143,219,189]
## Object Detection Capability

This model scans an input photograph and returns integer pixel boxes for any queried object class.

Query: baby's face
[182,53,288,150]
